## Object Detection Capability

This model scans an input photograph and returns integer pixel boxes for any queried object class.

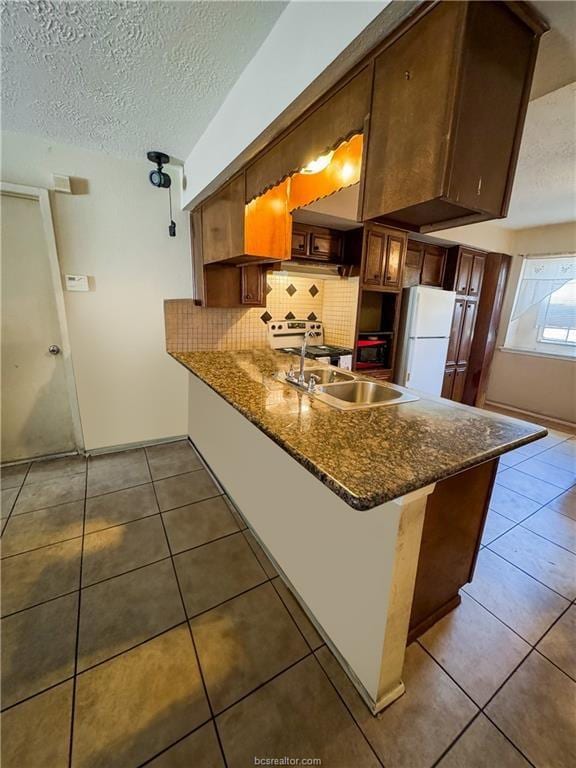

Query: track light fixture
[146,150,176,237]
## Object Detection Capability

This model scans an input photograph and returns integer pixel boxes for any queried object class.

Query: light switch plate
[64,274,89,292]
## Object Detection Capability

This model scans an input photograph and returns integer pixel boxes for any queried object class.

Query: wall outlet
[64,274,90,292]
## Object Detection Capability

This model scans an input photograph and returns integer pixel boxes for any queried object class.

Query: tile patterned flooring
[1,433,575,767]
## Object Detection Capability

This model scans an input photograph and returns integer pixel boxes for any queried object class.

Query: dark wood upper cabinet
[421,245,446,286]
[361,225,407,291]
[204,263,267,308]
[404,240,447,287]
[362,1,546,232]
[457,301,478,365]
[363,230,386,287]
[444,247,486,298]
[291,224,342,262]
[469,254,485,297]
[241,265,265,306]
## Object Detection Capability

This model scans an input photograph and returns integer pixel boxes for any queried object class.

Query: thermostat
[64,274,89,292]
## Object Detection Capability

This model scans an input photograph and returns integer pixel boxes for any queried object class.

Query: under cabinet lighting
[301,151,334,175]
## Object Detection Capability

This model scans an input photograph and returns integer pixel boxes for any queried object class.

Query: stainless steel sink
[299,367,355,385]
[316,380,419,410]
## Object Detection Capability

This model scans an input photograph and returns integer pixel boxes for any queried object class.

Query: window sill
[499,346,576,362]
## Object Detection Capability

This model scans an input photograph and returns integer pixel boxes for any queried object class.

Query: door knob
[48,345,61,355]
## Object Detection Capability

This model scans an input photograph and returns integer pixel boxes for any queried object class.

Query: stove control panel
[267,319,324,349]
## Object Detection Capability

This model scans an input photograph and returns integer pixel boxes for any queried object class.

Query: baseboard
[85,435,188,456]
[484,401,576,430]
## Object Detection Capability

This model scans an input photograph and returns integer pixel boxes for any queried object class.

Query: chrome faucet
[298,328,316,386]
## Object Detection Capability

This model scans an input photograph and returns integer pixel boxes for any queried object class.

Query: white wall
[183,1,389,207]
[1,132,192,451]
[486,222,576,424]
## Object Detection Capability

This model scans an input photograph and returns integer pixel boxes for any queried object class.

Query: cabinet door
[441,367,455,399]
[457,300,477,365]
[469,254,485,297]
[421,246,446,287]
[446,299,466,367]
[404,242,423,287]
[456,250,474,295]
[383,234,405,289]
[291,229,308,257]
[363,231,385,286]
[310,232,341,261]
[241,265,264,306]
[452,366,468,402]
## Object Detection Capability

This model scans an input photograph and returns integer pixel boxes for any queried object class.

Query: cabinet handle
[298,243,304,250]
[245,293,252,299]
[313,245,319,251]
[387,275,392,280]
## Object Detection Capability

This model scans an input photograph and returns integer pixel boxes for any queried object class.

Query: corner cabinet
[361,225,407,291]
[361,1,547,232]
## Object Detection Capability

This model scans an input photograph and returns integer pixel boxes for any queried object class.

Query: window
[504,254,576,359]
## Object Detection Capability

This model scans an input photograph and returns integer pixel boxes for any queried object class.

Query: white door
[1,192,78,461]
[411,287,456,338]
[405,337,450,396]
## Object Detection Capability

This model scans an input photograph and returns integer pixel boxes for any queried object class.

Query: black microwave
[356,332,392,368]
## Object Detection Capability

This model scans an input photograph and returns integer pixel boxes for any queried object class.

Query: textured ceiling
[0,0,287,160]
[503,82,575,229]
[531,1,576,99]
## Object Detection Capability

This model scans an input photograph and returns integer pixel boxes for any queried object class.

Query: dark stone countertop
[171,349,547,510]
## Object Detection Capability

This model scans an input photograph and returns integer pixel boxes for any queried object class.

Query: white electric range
[267,319,353,370]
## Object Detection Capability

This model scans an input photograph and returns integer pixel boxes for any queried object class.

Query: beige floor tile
[489,485,541,522]
[272,577,324,650]
[481,509,515,545]
[243,529,278,577]
[217,655,380,768]
[489,526,576,600]
[420,593,530,706]
[87,462,151,497]
[25,455,86,485]
[174,532,266,617]
[436,714,530,768]
[0,463,30,490]
[513,458,576,490]
[82,515,169,586]
[0,680,73,768]
[547,486,576,520]
[316,644,477,768]
[1,501,84,557]
[147,722,224,767]
[464,549,569,643]
[154,470,220,512]
[522,505,576,553]
[537,444,576,473]
[88,448,147,473]
[191,582,309,713]
[499,452,529,468]
[163,496,239,553]
[1,538,81,616]
[486,652,576,768]
[145,440,203,480]
[537,605,576,680]
[72,625,210,768]
[78,559,185,671]
[85,483,158,533]
[12,474,85,515]
[1,487,19,518]
[1,593,78,708]
[496,470,565,506]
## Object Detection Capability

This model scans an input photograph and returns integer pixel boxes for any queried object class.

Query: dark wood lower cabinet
[408,458,498,642]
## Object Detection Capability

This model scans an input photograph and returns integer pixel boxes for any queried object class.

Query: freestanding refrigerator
[395,286,456,396]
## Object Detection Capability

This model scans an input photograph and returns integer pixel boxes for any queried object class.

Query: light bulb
[301,151,334,175]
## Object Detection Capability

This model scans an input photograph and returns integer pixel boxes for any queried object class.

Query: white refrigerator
[395,286,456,396]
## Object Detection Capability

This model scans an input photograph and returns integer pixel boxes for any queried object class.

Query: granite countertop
[171,349,547,510]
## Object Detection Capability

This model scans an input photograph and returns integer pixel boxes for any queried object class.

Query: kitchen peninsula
[171,349,546,714]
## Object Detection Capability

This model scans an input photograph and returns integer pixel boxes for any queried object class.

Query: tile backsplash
[165,273,359,353]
